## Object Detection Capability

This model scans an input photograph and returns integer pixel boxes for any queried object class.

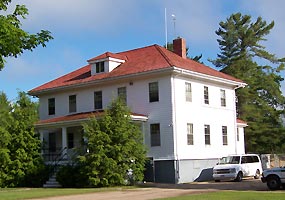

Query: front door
[49,132,56,152]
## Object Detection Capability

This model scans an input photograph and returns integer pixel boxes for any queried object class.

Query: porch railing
[42,147,66,162]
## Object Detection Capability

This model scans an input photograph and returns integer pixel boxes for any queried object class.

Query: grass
[1,188,285,200]
[162,191,285,200]
[0,187,124,200]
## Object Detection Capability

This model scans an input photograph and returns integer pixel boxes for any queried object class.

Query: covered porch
[35,111,148,164]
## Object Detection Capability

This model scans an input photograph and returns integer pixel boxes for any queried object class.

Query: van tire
[254,169,260,179]
[235,172,243,182]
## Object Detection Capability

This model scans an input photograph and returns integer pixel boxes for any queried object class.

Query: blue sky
[0,0,284,101]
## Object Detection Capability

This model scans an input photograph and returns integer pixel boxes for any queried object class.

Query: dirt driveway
[31,179,275,200]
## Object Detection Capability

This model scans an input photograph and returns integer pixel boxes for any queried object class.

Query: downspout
[171,69,184,183]
[233,84,246,154]
[171,74,179,183]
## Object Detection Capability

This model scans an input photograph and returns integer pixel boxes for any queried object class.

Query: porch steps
[43,173,62,188]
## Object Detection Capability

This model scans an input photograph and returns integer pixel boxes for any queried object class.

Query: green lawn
[161,191,285,200]
[1,188,285,200]
[0,187,121,200]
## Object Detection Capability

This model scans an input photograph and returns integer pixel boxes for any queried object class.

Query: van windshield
[219,156,240,164]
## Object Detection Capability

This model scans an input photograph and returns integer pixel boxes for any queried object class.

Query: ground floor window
[150,123,160,146]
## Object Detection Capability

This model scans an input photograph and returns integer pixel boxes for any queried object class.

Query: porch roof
[237,118,248,127]
[35,111,148,128]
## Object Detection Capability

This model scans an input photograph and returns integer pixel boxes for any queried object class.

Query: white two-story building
[29,38,247,183]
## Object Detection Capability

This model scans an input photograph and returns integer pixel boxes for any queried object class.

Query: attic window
[96,62,104,73]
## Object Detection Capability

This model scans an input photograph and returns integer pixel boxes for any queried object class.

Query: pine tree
[0,91,43,187]
[0,92,12,187]
[81,98,147,187]
[211,13,285,153]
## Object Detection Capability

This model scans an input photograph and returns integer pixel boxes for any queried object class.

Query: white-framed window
[187,123,194,145]
[220,89,226,107]
[96,61,104,73]
[118,87,127,104]
[204,86,209,104]
[185,82,192,102]
[94,91,103,110]
[48,98,55,115]
[149,82,159,102]
[69,94,76,113]
[204,124,210,145]
[150,123,160,146]
[222,126,228,145]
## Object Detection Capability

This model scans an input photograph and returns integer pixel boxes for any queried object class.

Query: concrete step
[43,173,62,188]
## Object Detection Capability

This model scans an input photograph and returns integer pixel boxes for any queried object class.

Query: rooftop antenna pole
[172,14,176,38]
[165,8,168,49]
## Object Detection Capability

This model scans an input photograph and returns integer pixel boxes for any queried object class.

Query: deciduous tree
[0,0,53,70]
[80,98,147,187]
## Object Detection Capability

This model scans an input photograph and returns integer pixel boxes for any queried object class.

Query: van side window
[252,156,259,163]
[241,156,247,164]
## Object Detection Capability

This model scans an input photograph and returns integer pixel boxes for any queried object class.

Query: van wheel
[235,172,243,182]
[254,169,260,179]
[267,175,281,190]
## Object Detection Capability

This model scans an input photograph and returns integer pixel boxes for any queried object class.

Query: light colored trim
[30,65,246,97]
[29,67,173,96]
[172,67,246,88]
[35,114,148,129]
[130,115,148,122]
[88,57,126,64]
[237,122,248,128]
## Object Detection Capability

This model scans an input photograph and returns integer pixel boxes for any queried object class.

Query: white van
[213,154,263,182]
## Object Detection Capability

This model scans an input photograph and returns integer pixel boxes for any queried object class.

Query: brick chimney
[173,38,186,59]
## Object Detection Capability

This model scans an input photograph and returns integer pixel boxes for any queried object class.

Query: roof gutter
[172,67,247,88]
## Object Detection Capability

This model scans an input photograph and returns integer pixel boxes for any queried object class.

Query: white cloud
[18,0,141,35]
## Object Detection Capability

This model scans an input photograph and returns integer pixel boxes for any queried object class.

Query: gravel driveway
[31,179,273,200]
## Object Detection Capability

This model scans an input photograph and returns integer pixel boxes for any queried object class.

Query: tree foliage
[0,91,44,187]
[0,0,53,70]
[211,13,285,153]
[80,98,147,187]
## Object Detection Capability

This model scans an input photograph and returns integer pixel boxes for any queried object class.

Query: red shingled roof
[29,44,243,95]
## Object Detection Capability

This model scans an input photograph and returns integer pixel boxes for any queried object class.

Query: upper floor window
[150,123,160,146]
[204,86,209,104]
[69,95,77,113]
[94,91,103,110]
[118,87,127,104]
[220,89,226,107]
[204,124,211,145]
[48,98,55,115]
[96,61,104,73]
[222,126,228,145]
[185,82,192,102]
[187,123,194,145]
[149,82,159,102]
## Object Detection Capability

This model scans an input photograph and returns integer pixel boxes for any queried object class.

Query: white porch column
[39,130,44,155]
[62,127,67,158]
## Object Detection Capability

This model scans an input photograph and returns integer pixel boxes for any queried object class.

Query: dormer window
[96,62,104,73]
[88,52,126,76]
